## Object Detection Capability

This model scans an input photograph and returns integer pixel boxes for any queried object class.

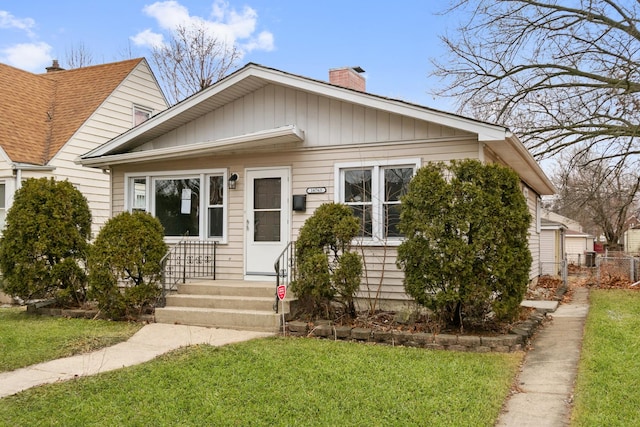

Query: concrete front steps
[154,280,292,333]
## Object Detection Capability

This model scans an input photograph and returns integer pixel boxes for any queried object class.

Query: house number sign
[306,187,326,194]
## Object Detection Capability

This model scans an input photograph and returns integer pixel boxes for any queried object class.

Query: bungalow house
[79,63,555,331]
[0,58,168,236]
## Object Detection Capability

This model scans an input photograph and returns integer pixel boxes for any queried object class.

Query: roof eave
[82,64,512,159]
[78,124,304,168]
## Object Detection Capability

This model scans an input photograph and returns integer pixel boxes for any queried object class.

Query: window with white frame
[126,171,227,240]
[337,160,419,241]
[133,105,152,126]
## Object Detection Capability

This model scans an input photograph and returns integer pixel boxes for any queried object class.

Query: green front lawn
[0,337,521,426]
[0,307,142,372]
[571,290,640,426]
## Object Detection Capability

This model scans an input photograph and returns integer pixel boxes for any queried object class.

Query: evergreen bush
[88,211,167,319]
[291,203,362,318]
[0,178,91,305]
[397,160,532,330]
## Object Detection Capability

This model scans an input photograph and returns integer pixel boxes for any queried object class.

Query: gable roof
[80,62,555,195]
[0,58,144,165]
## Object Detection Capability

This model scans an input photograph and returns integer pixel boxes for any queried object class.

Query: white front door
[245,168,290,277]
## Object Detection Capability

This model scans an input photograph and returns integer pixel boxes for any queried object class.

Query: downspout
[12,163,57,190]
[15,168,21,190]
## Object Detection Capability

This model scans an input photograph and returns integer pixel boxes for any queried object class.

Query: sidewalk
[0,323,273,399]
[496,287,589,427]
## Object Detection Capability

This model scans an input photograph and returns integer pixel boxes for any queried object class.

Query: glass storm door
[245,168,290,276]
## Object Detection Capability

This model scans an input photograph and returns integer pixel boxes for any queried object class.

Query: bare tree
[150,23,241,105]
[550,150,640,247]
[432,0,640,164]
[64,42,94,69]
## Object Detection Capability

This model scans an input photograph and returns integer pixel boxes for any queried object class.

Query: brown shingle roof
[0,58,143,165]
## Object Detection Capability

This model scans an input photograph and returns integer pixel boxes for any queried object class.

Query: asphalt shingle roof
[0,58,143,165]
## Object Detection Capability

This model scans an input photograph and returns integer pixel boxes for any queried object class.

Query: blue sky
[0,0,460,111]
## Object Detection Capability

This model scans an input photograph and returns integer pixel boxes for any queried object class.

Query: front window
[208,176,224,238]
[154,177,200,236]
[126,170,227,241]
[344,169,372,237]
[132,178,147,211]
[337,160,418,241]
[383,167,413,237]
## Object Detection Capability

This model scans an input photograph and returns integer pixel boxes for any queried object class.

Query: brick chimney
[45,59,65,73]
[329,66,366,91]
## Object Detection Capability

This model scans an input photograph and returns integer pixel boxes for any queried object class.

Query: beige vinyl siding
[524,184,541,280]
[485,147,541,281]
[110,79,544,301]
[137,84,473,152]
[624,229,640,254]
[48,61,167,236]
[540,229,560,275]
[112,138,482,296]
[566,236,593,258]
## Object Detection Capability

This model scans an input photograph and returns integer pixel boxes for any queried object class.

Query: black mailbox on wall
[292,195,306,211]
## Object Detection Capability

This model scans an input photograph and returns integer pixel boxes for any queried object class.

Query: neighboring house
[566,229,595,265]
[0,58,168,236]
[624,228,640,254]
[79,63,554,325]
[540,209,595,271]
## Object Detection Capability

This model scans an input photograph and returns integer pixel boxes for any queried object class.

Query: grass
[0,337,522,426]
[0,307,142,372]
[571,289,640,426]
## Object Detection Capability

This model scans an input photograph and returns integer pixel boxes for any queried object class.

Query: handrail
[159,231,190,306]
[273,241,295,313]
[159,232,218,306]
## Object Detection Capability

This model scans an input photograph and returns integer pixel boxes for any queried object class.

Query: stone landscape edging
[286,309,548,352]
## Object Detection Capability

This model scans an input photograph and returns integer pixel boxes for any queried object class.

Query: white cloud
[242,31,274,53]
[0,10,36,37]
[0,10,51,71]
[130,29,165,49]
[1,42,52,72]
[142,1,191,31]
[133,0,274,54]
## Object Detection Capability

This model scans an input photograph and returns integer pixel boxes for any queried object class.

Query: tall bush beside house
[0,178,91,305]
[397,160,532,330]
[291,203,362,318]
[88,211,168,320]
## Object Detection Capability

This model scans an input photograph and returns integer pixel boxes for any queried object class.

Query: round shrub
[88,211,167,319]
[0,178,91,305]
[291,203,362,318]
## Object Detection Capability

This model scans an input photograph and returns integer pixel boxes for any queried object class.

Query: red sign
[277,285,286,301]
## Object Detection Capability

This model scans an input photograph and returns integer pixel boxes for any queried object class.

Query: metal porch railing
[159,233,217,306]
[273,241,295,313]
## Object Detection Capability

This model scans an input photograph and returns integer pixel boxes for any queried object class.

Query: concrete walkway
[496,287,589,427]
[0,323,273,399]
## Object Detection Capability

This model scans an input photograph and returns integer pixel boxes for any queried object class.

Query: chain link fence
[596,255,640,286]
[539,259,568,286]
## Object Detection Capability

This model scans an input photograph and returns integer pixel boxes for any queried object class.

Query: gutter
[12,163,56,189]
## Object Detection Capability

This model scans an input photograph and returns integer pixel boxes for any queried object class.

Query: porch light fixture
[228,173,239,189]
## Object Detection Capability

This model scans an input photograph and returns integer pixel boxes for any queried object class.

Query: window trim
[125,169,229,243]
[334,158,421,245]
